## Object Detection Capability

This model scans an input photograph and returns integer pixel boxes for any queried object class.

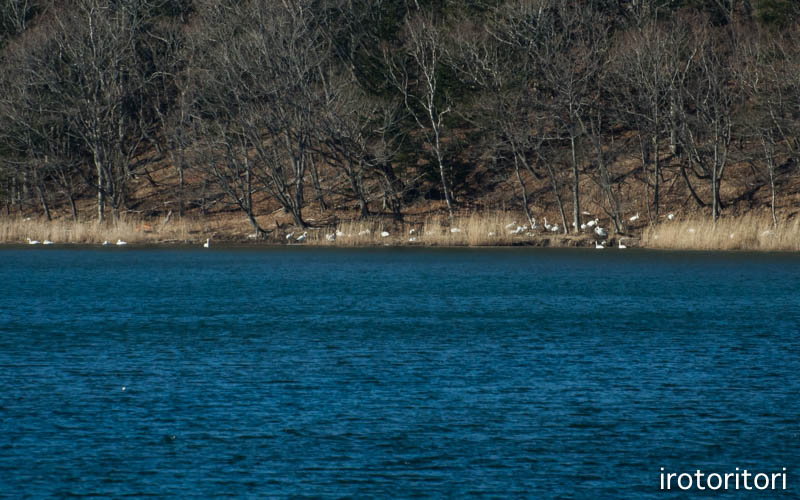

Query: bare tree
[386,11,455,217]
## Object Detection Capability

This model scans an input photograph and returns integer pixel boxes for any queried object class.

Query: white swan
[450,227,462,233]
[530,218,538,230]
[358,229,370,236]
[116,239,127,245]
[505,222,517,230]
[102,240,110,246]
[380,231,390,238]
[296,232,307,242]
[667,213,675,221]
[43,240,54,245]
[203,238,210,248]
[285,232,295,240]
[594,226,607,238]
[409,228,416,235]
[336,230,344,237]
[586,219,598,228]
[543,217,552,231]
[551,224,560,233]
[409,236,418,242]
[619,240,627,249]
[580,223,587,231]
[26,238,40,245]
[595,240,604,249]
[326,233,336,241]
[629,213,640,222]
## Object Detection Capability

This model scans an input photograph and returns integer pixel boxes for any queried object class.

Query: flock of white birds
[25,211,678,249]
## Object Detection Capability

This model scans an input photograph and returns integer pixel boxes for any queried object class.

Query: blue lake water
[1,247,798,498]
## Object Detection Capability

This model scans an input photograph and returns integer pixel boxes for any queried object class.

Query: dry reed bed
[0,216,208,245]
[298,213,549,247]
[643,215,800,251]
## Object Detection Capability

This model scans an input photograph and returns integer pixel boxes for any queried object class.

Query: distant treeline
[1,0,799,233]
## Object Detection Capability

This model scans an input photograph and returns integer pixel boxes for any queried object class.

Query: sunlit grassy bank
[643,214,800,251]
[4,211,800,251]
[0,215,205,245]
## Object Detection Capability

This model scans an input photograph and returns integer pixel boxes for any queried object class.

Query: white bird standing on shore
[595,240,604,249]
[619,240,627,249]
[116,239,127,245]
[380,231,390,238]
[285,232,295,240]
[296,232,307,242]
[102,240,110,246]
[203,238,210,248]
[629,213,640,222]
[543,217,552,231]
[586,219,598,228]
[326,233,336,241]
[594,226,607,238]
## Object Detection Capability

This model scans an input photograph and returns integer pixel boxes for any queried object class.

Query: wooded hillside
[2,0,799,235]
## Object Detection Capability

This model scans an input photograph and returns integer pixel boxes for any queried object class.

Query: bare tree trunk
[37,183,51,221]
[94,152,104,223]
[570,135,579,234]
[514,155,534,226]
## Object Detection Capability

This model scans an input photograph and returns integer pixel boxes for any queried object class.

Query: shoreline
[2,212,798,252]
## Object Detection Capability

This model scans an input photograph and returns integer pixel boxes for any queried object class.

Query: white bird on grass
[358,229,370,236]
[580,223,588,231]
[551,224,560,233]
[26,238,40,245]
[296,232,307,242]
[586,219,598,228]
[203,238,210,248]
[116,239,127,246]
[450,227,462,233]
[505,222,517,230]
[380,231,390,238]
[326,233,336,242]
[629,213,640,222]
[594,226,607,238]
[336,230,344,237]
[285,232,295,240]
[667,213,675,221]
[543,217,552,231]
[409,237,418,242]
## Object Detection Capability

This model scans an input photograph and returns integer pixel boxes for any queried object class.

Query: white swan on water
[43,240,54,245]
[116,239,127,245]
[27,238,40,245]
[595,240,604,249]
[203,238,210,248]
[619,240,627,249]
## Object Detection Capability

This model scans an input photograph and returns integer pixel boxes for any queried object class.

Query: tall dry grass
[298,212,541,246]
[643,214,800,251]
[0,215,208,245]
